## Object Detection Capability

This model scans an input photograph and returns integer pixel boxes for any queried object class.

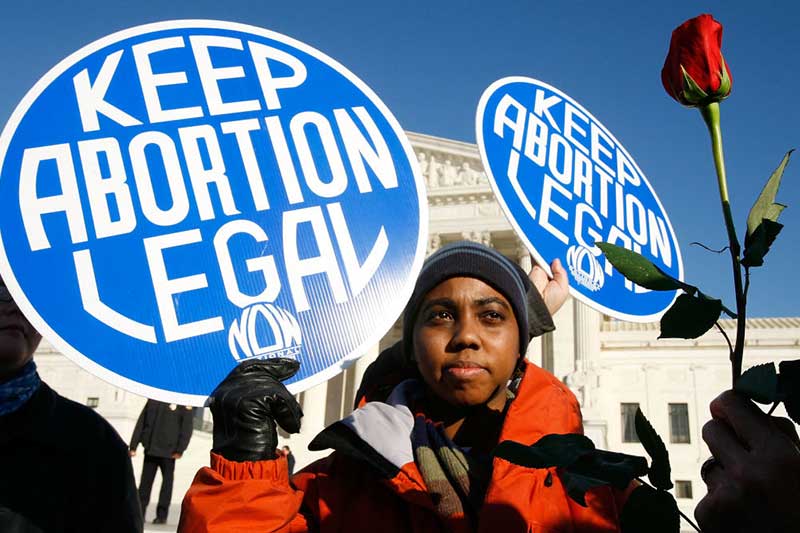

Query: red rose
[661,14,732,107]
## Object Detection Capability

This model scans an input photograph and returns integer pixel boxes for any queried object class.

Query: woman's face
[412,277,520,411]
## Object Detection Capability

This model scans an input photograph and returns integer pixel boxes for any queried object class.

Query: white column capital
[516,241,532,273]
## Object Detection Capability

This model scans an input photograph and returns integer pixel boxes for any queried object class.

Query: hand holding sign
[210,358,302,462]
[528,257,569,316]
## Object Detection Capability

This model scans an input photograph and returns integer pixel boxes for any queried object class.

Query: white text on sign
[493,90,674,292]
[17,34,398,343]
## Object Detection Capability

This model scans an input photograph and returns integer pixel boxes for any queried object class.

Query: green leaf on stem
[743,151,792,267]
[620,485,680,533]
[568,448,649,490]
[634,408,673,491]
[560,448,648,506]
[493,434,593,468]
[659,294,722,339]
[745,150,792,234]
[735,363,778,404]
[778,360,800,424]
[742,219,784,267]
[596,242,694,293]
[494,434,648,507]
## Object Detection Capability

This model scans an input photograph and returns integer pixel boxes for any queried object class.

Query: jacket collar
[310,379,420,477]
[498,359,583,445]
[309,361,582,500]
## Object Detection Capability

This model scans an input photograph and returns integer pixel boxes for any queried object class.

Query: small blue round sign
[0,20,427,405]
[477,77,682,321]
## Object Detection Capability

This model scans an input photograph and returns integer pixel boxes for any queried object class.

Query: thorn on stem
[690,241,730,254]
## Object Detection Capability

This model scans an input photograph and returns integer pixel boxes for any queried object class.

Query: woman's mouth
[444,361,487,379]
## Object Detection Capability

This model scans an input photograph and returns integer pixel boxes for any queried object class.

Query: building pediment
[407,131,494,203]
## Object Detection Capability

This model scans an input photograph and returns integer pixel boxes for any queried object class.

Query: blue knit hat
[403,241,551,358]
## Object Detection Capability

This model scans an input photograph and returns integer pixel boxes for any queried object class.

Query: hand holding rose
[695,390,800,533]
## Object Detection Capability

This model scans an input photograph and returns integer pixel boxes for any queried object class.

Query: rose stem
[700,101,746,385]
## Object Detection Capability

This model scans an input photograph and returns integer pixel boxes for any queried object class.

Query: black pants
[138,455,175,520]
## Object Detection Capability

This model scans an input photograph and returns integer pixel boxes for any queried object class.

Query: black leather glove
[210,358,303,462]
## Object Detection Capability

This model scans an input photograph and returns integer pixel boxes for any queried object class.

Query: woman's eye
[482,310,504,321]
[425,309,453,323]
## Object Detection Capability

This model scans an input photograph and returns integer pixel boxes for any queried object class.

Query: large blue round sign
[477,77,682,321]
[0,20,427,405]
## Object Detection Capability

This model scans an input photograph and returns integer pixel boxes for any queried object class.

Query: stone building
[34,131,800,530]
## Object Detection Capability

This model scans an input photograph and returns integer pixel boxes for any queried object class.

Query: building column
[540,333,554,372]
[299,380,328,436]
[574,301,601,374]
[569,300,601,408]
[568,301,606,447]
[516,242,532,274]
[283,378,331,469]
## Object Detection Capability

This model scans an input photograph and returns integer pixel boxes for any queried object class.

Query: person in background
[282,445,296,475]
[130,399,194,525]
[0,275,142,532]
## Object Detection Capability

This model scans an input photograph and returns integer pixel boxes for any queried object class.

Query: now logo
[228,303,302,361]
[566,244,604,293]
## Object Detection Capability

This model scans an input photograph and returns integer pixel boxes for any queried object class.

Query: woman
[179,241,651,532]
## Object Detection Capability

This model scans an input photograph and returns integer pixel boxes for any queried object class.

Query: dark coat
[130,399,194,458]
[0,382,142,533]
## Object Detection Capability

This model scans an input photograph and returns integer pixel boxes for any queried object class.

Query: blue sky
[0,0,797,318]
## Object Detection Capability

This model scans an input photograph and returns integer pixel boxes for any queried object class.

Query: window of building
[620,403,640,443]
[675,480,693,499]
[669,403,691,443]
[86,397,100,409]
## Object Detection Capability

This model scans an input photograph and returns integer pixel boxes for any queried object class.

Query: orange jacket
[180,361,631,532]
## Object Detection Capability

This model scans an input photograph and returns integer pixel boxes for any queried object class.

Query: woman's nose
[449,316,481,351]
